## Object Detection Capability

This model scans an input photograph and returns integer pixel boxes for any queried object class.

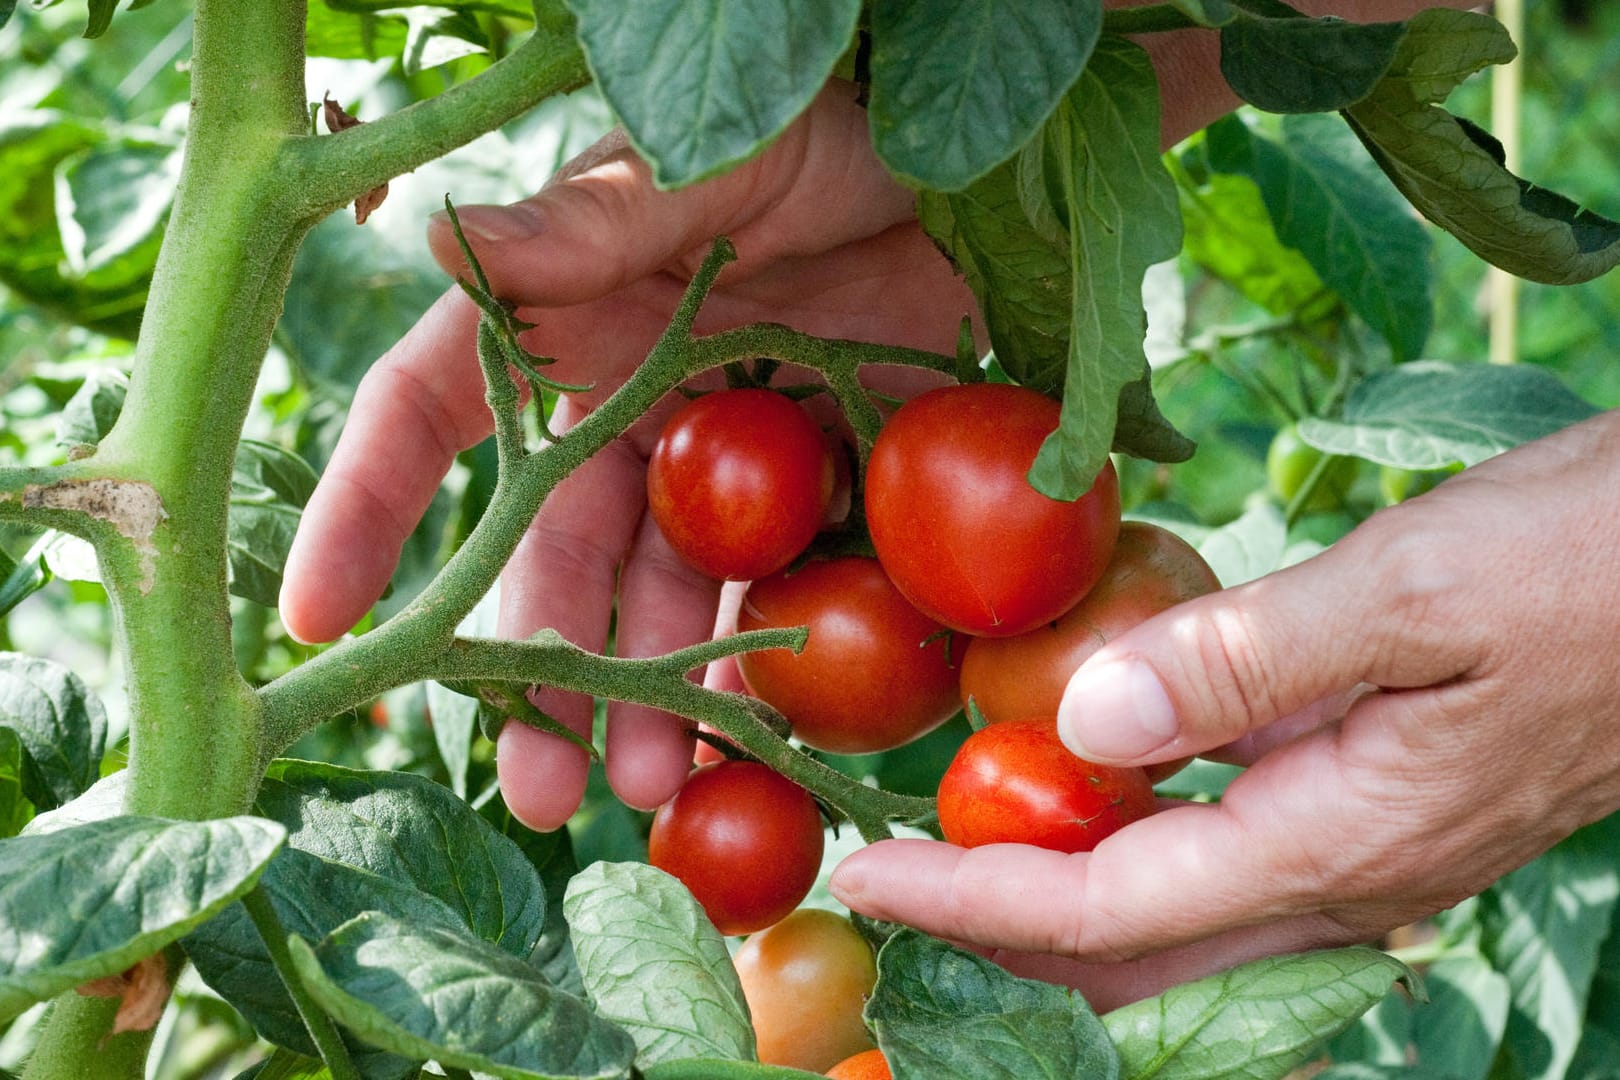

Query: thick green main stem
[88,0,311,824]
[19,5,597,1078]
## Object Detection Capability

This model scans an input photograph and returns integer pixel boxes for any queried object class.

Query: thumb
[1056,524,1483,764]
[423,83,913,308]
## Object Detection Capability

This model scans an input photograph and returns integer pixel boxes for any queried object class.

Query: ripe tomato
[736,557,964,755]
[937,718,1155,852]
[648,760,825,936]
[826,1048,892,1079]
[864,383,1120,637]
[734,908,877,1072]
[1266,423,1357,511]
[646,389,834,581]
[959,522,1220,724]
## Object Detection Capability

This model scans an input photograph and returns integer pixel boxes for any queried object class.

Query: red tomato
[827,1049,892,1079]
[735,908,877,1072]
[736,557,964,755]
[937,718,1155,852]
[864,383,1120,637]
[647,389,834,581]
[959,522,1220,724]
[647,760,825,935]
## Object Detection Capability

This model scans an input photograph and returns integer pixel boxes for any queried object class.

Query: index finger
[280,289,494,643]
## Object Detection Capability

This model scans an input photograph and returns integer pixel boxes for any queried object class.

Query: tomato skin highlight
[937,718,1156,853]
[647,761,825,936]
[959,522,1221,724]
[864,383,1121,637]
[734,908,878,1072]
[826,1048,892,1079]
[646,389,834,581]
[737,557,964,755]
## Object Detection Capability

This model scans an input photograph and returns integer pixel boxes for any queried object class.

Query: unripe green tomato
[1379,462,1464,505]
[1266,424,1357,511]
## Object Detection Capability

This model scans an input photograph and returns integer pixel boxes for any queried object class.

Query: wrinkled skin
[281,0,1600,1010]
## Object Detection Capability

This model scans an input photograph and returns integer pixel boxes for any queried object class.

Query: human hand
[278,81,974,830]
[831,409,1620,1010]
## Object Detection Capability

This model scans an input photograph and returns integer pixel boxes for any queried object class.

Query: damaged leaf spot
[323,92,389,225]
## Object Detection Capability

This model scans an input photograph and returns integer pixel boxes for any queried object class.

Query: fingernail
[1058,659,1178,763]
[433,204,541,243]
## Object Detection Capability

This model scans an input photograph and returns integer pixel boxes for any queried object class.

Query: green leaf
[254,761,547,953]
[55,367,128,449]
[563,861,754,1066]
[278,213,444,399]
[184,848,466,1077]
[1205,113,1431,361]
[1026,38,1184,500]
[1103,947,1418,1080]
[19,769,127,836]
[1169,0,1236,28]
[1194,500,1286,588]
[305,2,409,60]
[0,652,108,809]
[0,728,34,839]
[481,796,584,994]
[1479,815,1620,1080]
[1178,163,1332,316]
[867,929,1119,1078]
[1115,372,1196,466]
[1327,950,1509,1079]
[0,0,15,32]
[917,159,1070,395]
[1342,8,1620,286]
[227,439,319,608]
[84,0,117,37]
[55,137,178,287]
[1572,897,1620,1080]
[424,682,477,799]
[1219,14,1407,113]
[232,1048,334,1079]
[1296,361,1599,470]
[0,535,53,619]
[0,113,148,339]
[288,912,637,1080]
[565,0,858,188]
[0,815,286,1022]
[868,0,1102,191]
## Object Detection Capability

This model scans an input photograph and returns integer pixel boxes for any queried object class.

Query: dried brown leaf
[322,92,390,224]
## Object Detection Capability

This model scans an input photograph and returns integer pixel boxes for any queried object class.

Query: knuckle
[1179,604,1288,736]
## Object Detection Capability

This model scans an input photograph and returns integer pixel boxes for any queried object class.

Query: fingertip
[1058,656,1180,765]
[495,720,591,832]
[829,838,955,912]
[603,706,695,811]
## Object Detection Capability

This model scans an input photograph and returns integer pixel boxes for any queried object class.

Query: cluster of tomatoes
[641,379,1220,1075]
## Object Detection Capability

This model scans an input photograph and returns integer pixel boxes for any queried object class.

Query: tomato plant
[959,521,1220,725]
[1,1,1616,1077]
[736,557,963,754]
[937,718,1157,853]
[733,907,878,1072]
[826,1048,893,1080]
[865,383,1121,638]
[647,760,825,936]
[646,388,834,581]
